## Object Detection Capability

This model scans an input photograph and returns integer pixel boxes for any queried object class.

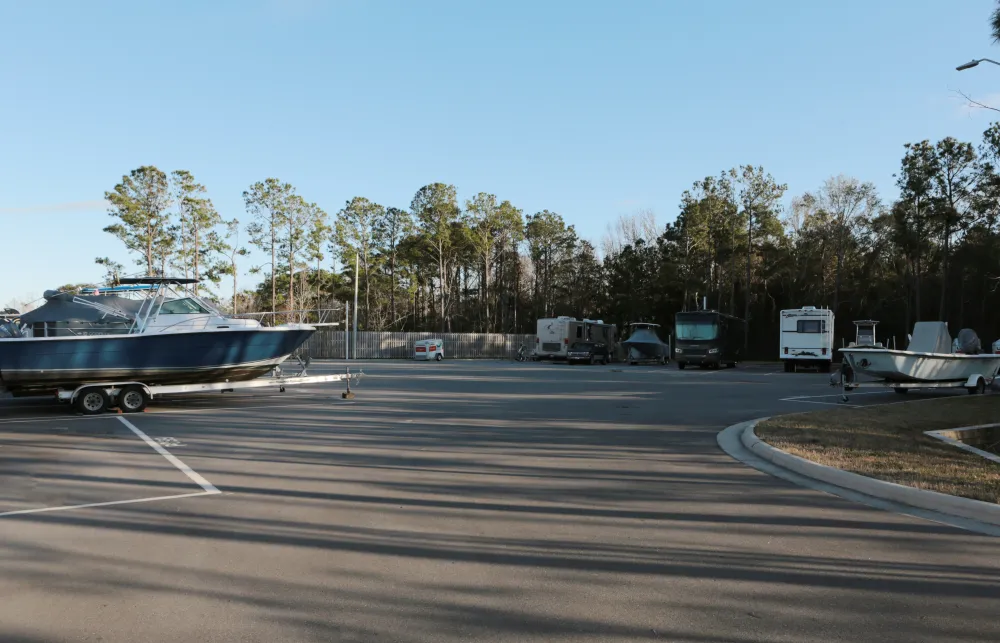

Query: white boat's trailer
[836,369,992,402]
[54,361,362,415]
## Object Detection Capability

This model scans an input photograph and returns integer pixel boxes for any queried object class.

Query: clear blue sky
[2,0,998,307]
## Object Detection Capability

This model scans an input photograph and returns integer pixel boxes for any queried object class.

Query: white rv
[779,306,834,372]
[535,316,616,360]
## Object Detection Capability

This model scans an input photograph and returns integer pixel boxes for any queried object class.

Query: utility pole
[744,204,752,351]
[353,253,359,360]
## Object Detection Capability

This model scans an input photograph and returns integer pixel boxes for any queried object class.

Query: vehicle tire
[435,353,443,361]
[590,356,596,365]
[727,362,736,369]
[894,388,909,395]
[75,388,109,415]
[820,361,831,373]
[784,361,794,373]
[970,378,987,395]
[118,385,148,413]
[678,362,686,370]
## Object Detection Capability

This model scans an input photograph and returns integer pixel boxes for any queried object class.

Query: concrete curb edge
[740,419,1000,528]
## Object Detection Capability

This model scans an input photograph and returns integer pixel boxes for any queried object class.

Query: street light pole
[956,58,1000,71]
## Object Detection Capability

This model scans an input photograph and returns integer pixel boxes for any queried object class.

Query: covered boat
[0,278,316,396]
[621,323,669,365]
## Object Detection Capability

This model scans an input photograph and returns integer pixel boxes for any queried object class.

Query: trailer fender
[965,374,985,388]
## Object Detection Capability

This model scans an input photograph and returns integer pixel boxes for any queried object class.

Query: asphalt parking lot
[1,360,998,642]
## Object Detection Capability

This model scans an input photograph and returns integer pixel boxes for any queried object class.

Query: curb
[739,420,1000,528]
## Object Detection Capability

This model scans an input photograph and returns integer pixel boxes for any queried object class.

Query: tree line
[96,122,1000,358]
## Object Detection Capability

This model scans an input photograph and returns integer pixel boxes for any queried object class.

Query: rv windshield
[676,321,718,341]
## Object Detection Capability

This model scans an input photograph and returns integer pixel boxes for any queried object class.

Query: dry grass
[756,395,1000,503]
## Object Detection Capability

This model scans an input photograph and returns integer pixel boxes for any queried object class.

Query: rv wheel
[118,385,149,413]
[75,388,109,415]
[677,362,686,370]
[435,353,443,362]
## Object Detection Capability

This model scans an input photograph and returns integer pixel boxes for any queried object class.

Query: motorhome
[535,316,617,360]
[674,310,746,369]
[779,306,834,372]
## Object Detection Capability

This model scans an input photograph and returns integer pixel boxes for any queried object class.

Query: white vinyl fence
[301,330,535,360]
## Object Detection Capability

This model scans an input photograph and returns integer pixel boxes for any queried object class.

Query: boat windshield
[676,321,718,341]
[158,298,214,315]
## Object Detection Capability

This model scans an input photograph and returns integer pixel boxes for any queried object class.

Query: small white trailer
[413,339,444,361]
[780,306,835,372]
[51,361,361,415]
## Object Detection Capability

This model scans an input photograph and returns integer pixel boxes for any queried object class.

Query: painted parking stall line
[0,417,220,519]
[116,416,218,493]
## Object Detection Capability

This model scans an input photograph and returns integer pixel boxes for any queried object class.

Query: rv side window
[576,326,583,339]
[796,320,823,333]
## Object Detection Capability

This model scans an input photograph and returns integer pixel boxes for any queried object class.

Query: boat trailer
[836,370,993,403]
[54,358,363,415]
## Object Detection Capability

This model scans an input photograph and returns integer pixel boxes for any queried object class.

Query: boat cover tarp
[622,326,668,357]
[907,322,953,354]
[957,328,982,354]
[17,294,143,324]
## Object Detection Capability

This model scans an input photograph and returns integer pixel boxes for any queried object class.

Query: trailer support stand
[342,366,355,399]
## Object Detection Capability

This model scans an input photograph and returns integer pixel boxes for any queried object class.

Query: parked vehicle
[414,339,444,361]
[839,321,1000,400]
[621,323,669,365]
[0,277,315,400]
[566,341,610,365]
[674,310,746,369]
[535,316,616,360]
[780,306,834,372]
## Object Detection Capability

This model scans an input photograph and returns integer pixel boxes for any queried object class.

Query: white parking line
[0,417,220,519]
[0,491,215,518]
[778,389,896,409]
[780,398,861,408]
[116,416,218,493]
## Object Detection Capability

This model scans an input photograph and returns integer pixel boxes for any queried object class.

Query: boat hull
[841,348,1000,383]
[0,327,315,394]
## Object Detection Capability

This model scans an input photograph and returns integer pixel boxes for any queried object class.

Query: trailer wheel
[969,378,987,395]
[75,388,109,415]
[435,353,443,362]
[894,388,909,395]
[118,385,148,413]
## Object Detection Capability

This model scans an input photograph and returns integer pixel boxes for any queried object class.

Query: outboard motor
[956,328,982,355]
[0,320,26,338]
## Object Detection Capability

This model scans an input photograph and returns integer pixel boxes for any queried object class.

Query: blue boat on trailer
[0,277,318,412]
